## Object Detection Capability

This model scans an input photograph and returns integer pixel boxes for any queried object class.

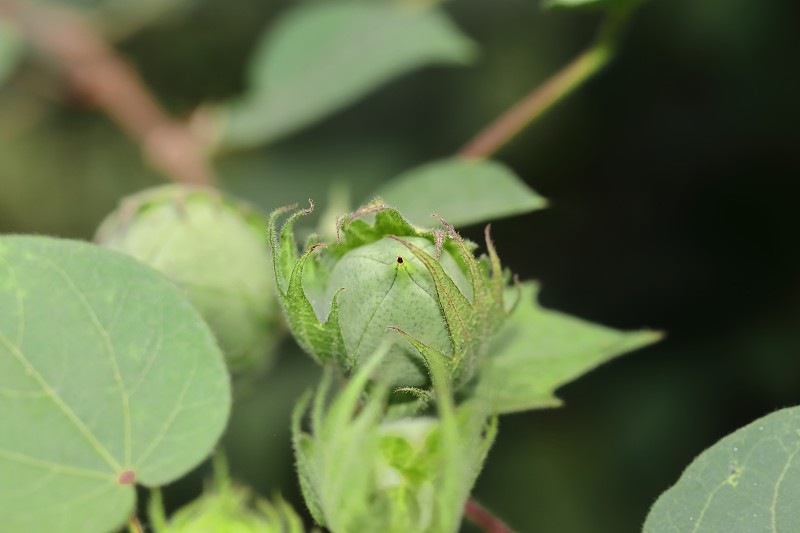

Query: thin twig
[128,513,145,533]
[464,497,516,533]
[458,10,632,161]
[0,0,215,186]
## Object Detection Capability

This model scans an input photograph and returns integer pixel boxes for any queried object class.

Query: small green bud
[149,455,306,533]
[292,351,497,533]
[270,199,510,390]
[95,185,279,375]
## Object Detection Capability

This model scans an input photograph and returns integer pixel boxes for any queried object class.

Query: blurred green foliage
[2,0,800,531]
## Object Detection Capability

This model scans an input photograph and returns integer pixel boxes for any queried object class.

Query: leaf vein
[133,358,199,468]
[42,257,133,466]
[769,444,800,532]
[0,332,121,472]
[0,446,114,481]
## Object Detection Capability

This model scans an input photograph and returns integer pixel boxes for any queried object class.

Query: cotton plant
[271,199,517,532]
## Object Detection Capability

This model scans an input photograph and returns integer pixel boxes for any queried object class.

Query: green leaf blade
[211,1,476,150]
[3,474,133,533]
[644,406,800,533]
[479,281,660,414]
[374,158,547,228]
[0,236,231,533]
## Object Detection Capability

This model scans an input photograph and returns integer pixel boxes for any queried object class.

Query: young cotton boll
[324,236,471,387]
[270,199,510,394]
[95,185,279,376]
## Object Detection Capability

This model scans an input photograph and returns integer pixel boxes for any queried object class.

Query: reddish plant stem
[0,1,215,186]
[128,514,145,533]
[458,11,631,161]
[465,497,516,533]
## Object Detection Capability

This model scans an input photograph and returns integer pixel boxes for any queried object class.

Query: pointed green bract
[388,221,506,386]
[292,392,324,526]
[291,347,496,533]
[269,203,348,368]
[287,246,347,366]
[332,203,421,258]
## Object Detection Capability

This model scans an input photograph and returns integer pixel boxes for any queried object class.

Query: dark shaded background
[2,0,799,531]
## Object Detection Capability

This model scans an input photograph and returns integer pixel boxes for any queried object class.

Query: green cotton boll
[95,185,279,375]
[270,200,509,394]
[324,237,471,387]
[159,487,299,533]
[149,473,306,533]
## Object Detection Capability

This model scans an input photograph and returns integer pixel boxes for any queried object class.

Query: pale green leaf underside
[373,157,547,228]
[0,236,231,533]
[0,19,23,85]
[479,282,660,414]
[644,406,800,533]
[211,0,475,150]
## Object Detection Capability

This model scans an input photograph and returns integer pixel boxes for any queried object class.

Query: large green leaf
[644,406,800,533]
[0,19,23,85]
[210,0,475,151]
[479,282,660,414]
[0,236,231,533]
[372,157,547,227]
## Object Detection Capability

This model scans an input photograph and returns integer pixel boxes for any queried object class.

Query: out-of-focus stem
[128,514,144,533]
[0,1,215,186]
[464,497,516,533]
[459,10,633,160]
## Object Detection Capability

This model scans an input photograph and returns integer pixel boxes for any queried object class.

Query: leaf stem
[458,9,634,160]
[464,497,516,533]
[128,514,145,533]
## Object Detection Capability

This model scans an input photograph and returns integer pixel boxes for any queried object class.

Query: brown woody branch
[0,1,214,186]
[465,497,516,533]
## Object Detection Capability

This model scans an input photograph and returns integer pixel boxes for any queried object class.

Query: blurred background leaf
[208,0,476,151]
[39,0,201,39]
[543,0,643,10]
[373,157,547,227]
[0,18,22,85]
